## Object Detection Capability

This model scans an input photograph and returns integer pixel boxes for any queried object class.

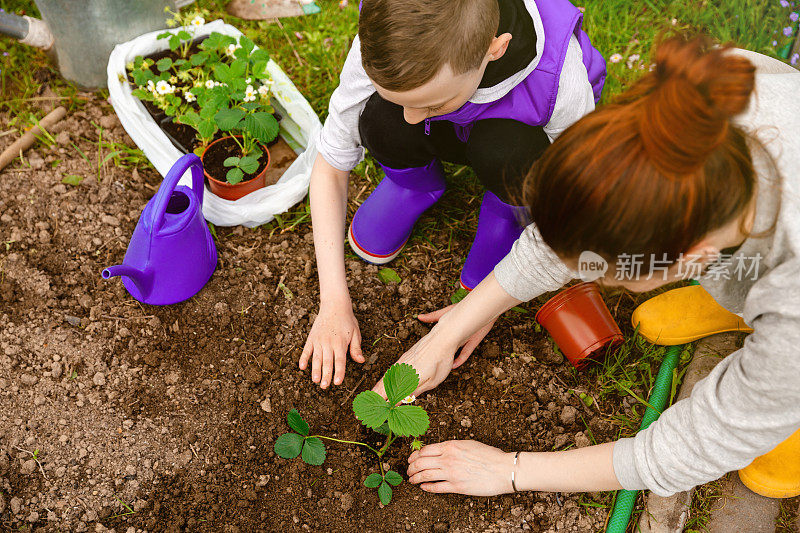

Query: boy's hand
[300,298,365,389]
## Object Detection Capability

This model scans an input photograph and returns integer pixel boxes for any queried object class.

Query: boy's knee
[467,120,549,202]
[469,120,549,175]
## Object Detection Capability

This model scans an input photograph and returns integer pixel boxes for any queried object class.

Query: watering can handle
[148,153,205,232]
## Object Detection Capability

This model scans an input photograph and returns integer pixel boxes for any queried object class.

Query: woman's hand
[418,306,496,369]
[300,298,365,389]
[408,441,621,495]
[407,440,515,496]
[372,307,497,399]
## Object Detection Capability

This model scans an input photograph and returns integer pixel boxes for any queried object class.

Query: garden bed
[0,97,658,532]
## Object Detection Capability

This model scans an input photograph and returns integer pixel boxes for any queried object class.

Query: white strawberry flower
[184,91,195,102]
[244,85,257,102]
[258,84,270,98]
[190,16,205,27]
[226,43,241,57]
[205,79,215,89]
[146,79,156,93]
[400,395,416,404]
[245,77,252,84]
[155,80,173,95]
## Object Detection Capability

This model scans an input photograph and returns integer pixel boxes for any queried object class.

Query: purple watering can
[102,154,217,305]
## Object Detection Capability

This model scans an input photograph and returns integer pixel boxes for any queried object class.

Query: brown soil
[0,97,641,532]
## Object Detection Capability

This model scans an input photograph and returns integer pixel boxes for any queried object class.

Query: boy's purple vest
[361,0,606,142]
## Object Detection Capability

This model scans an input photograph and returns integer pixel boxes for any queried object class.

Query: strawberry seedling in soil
[275,363,429,505]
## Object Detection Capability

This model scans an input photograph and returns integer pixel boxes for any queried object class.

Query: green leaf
[197,119,217,140]
[177,110,200,127]
[244,112,279,144]
[177,30,192,40]
[364,473,383,488]
[510,306,529,314]
[450,287,469,305]
[301,437,326,465]
[384,470,403,486]
[387,405,429,438]
[383,363,418,406]
[229,58,247,79]
[213,63,233,85]
[131,87,150,100]
[215,107,246,131]
[377,267,401,284]
[168,34,181,51]
[250,49,270,63]
[61,174,83,186]
[199,32,223,51]
[378,481,392,505]
[287,409,309,436]
[252,60,269,80]
[226,167,244,184]
[190,51,208,66]
[274,433,304,459]
[238,35,255,56]
[131,70,150,86]
[223,156,240,168]
[238,155,260,174]
[374,422,391,436]
[352,390,391,430]
[157,31,172,40]
[156,57,173,72]
[199,92,226,117]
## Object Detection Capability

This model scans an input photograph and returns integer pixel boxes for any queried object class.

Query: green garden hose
[605,344,683,533]
[605,280,698,532]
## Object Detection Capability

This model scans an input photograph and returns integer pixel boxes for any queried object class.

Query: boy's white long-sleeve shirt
[315,0,597,173]
[494,54,800,496]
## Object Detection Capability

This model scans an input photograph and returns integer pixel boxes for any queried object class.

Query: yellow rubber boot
[631,285,753,346]
[738,428,800,498]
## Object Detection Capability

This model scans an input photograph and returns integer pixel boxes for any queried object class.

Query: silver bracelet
[511,451,521,492]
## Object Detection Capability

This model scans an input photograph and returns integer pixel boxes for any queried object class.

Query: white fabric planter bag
[107,19,321,227]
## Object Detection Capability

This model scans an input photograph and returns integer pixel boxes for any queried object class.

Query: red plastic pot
[535,282,624,369]
[202,136,271,201]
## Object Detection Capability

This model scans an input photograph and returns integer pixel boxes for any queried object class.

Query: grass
[684,476,726,532]
[776,497,800,532]
[2,0,797,528]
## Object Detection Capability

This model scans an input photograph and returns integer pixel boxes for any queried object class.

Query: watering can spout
[102,264,151,294]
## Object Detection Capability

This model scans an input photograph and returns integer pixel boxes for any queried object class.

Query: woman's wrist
[431,306,472,346]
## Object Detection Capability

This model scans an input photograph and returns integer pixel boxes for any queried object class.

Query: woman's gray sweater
[493,52,800,496]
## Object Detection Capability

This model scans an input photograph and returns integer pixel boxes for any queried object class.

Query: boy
[300,0,606,388]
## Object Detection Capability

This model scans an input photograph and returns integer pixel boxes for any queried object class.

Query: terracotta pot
[202,136,271,201]
[535,282,624,369]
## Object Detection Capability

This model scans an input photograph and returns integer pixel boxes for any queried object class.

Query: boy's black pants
[358,92,551,204]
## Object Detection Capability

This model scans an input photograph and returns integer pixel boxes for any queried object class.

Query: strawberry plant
[274,363,429,505]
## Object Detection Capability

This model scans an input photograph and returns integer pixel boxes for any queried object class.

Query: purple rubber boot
[349,159,446,264]
[460,191,529,290]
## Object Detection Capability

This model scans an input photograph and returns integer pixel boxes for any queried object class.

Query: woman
[372,35,800,498]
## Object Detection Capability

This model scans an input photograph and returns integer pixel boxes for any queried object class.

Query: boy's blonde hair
[359,0,500,92]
